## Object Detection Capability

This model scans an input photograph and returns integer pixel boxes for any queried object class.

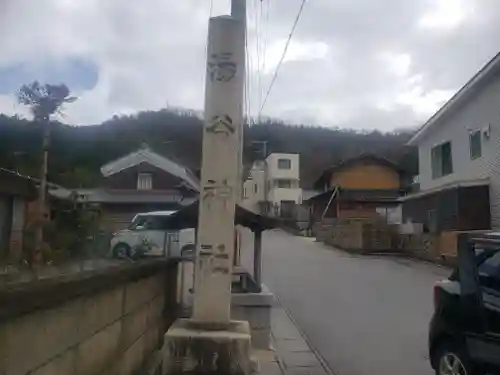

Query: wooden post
[253,229,263,292]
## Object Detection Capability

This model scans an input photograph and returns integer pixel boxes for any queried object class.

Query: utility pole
[251,140,269,214]
[231,0,247,23]
[164,3,252,374]
[35,117,50,265]
[232,0,246,202]
[251,140,268,160]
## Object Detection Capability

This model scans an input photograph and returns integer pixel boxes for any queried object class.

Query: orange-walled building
[307,154,406,222]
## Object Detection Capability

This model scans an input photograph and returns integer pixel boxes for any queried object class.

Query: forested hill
[0,108,418,189]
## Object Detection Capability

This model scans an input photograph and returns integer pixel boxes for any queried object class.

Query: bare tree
[17,81,77,265]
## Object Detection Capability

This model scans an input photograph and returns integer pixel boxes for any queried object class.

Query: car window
[129,214,174,230]
[477,250,500,291]
[144,216,168,230]
[129,215,147,230]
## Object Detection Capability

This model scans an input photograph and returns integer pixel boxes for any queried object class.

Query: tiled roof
[100,146,200,192]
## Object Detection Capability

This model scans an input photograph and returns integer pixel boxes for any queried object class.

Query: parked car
[110,210,195,259]
[429,232,500,375]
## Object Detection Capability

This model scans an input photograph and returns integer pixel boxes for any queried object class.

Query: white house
[404,51,500,232]
[242,153,302,217]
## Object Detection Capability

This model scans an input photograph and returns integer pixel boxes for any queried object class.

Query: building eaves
[407,51,500,146]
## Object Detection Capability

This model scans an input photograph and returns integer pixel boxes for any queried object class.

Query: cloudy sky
[0,0,499,130]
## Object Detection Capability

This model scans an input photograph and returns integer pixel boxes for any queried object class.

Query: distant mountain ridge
[0,108,418,189]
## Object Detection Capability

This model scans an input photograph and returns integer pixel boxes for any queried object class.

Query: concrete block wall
[232,306,271,349]
[231,286,274,350]
[0,261,178,375]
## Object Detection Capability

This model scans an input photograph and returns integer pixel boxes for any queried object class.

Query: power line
[258,0,307,118]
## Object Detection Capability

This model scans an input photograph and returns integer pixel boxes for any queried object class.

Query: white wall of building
[417,78,498,191]
[241,162,266,213]
[241,179,257,212]
[265,153,300,180]
[414,72,500,228]
[268,187,302,204]
[241,153,303,215]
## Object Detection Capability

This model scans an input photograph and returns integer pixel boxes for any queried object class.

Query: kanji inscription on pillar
[206,115,235,135]
[208,52,237,82]
[193,15,245,325]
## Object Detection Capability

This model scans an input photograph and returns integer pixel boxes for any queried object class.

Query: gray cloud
[0,0,498,130]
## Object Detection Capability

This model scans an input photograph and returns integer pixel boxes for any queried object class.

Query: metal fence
[0,231,115,287]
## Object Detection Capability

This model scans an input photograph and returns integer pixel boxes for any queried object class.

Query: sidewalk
[256,300,331,375]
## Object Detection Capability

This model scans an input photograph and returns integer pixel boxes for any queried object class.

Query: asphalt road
[242,229,451,375]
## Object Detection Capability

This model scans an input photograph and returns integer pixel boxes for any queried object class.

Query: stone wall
[398,230,491,266]
[361,221,394,251]
[313,218,336,242]
[0,260,178,375]
[317,216,493,265]
[397,233,440,262]
[323,220,363,250]
[321,218,396,253]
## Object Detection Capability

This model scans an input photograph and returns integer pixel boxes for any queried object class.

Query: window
[254,184,258,193]
[277,179,292,188]
[277,158,291,170]
[469,130,482,160]
[129,215,146,230]
[244,187,248,198]
[431,141,453,179]
[130,215,176,231]
[137,173,152,190]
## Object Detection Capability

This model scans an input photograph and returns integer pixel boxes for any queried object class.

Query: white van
[110,210,195,259]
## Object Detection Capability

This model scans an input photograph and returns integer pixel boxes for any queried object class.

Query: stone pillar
[191,14,245,327]
[163,14,252,375]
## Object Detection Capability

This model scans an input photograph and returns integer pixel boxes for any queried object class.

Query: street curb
[267,339,286,375]
[272,293,338,375]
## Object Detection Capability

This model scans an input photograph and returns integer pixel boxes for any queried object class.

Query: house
[0,168,36,262]
[241,153,302,218]
[404,52,500,232]
[306,154,405,223]
[25,182,76,223]
[0,166,84,263]
[77,145,200,231]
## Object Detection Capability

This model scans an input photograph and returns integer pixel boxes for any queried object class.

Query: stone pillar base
[162,319,252,375]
